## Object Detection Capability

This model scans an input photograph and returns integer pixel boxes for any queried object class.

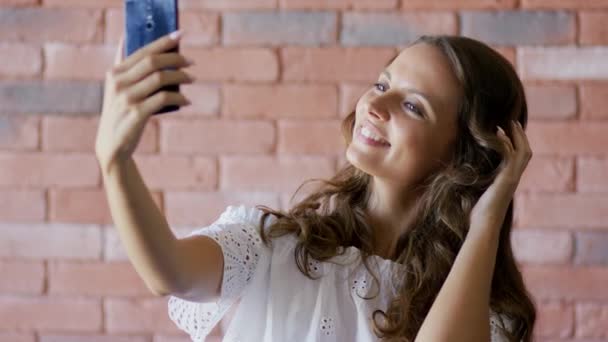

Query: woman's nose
[367,101,390,121]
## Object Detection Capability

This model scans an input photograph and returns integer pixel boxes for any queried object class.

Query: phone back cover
[124,0,180,115]
[125,0,178,57]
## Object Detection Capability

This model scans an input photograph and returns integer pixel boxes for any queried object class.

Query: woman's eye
[373,82,386,92]
[404,102,423,116]
[373,83,424,117]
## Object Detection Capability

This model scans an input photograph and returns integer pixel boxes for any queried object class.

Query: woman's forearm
[415,219,502,342]
[101,157,181,296]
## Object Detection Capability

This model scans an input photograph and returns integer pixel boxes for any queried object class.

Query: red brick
[45,43,114,80]
[0,0,38,6]
[180,0,276,9]
[0,190,45,222]
[518,155,574,193]
[223,11,337,46]
[339,83,368,118]
[0,260,45,294]
[178,83,221,117]
[574,232,608,265]
[0,44,42,78]
[182,47,278,81]
[578,157,608,192]
[522,0,608,9]
[220,155,334,193]
[282,47,395,82]
[516,193,608,229]
[42,0,121,7]
[105,298,179,333]
[280,0,397,9]
[48,261,152,296]
[0,222,101,259]
[50,188,163,224]
[160,119,275,155]
[492,46,516,66]
[41,335,148,342]
[162,192,280,227]
[0,152,99,187]
[518,47,608,80]
[42,116,157,153]
[524,84,577,120]
[278,120,344,155]
[222,83,338,119]
[525,122,608,155]
[131,154,216,191]
[0,332,35,342]
[0,81,103,114]
[511,230,572,264]
[580,84,608,120]
[105,9,220,46]
[522,265,608,300]
[0,8,103,43]
[0,115,39,150]
[576,302,608,338]
[535,300,574,338]
[341,12,457,47]
[0,296,101,331]
[401,0,516,9]
[579,11,608,45]
[461,11,575,46]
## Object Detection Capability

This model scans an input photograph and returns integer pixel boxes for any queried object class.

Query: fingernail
[169,30,182,40]
[497,126,505,135]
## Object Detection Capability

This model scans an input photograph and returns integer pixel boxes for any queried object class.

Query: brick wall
[1,0,607,341]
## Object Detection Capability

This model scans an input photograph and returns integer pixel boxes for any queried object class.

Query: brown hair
[255,35,536,341]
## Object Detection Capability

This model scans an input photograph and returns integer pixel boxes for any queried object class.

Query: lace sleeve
[167,205,271,342]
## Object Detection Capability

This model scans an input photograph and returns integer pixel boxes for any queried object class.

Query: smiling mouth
[356,125,391,147]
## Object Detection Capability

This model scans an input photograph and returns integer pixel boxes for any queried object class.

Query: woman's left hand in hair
[469,120,533,232]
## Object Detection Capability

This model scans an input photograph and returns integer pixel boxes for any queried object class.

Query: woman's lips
[356,125,391,147]
[361,120,390,145]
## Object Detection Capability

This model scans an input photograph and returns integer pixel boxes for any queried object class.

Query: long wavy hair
[254,35,536,341]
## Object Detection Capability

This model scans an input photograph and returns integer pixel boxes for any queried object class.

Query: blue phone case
[124,0,180,115]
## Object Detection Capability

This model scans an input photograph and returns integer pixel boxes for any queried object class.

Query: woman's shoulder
[216,204,276,227]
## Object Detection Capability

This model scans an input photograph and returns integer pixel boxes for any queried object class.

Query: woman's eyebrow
[382,70,431,105]
[381,70,436,114]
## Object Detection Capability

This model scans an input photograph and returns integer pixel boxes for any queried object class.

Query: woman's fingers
[131,91,190,120]
[114,35,125,66]
[125,69,194,102]
[113,30,182,74]
[114,52,191,91]
[497,125,514,155]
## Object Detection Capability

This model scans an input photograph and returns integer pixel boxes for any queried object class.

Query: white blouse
[168,205,515,342]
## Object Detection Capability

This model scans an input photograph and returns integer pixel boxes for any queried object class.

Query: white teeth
[361,126,387,144]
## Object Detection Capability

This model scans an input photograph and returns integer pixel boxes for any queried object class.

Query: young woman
[96,31,536,341]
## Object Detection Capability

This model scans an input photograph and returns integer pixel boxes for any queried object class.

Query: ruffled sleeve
[167,204,273,342]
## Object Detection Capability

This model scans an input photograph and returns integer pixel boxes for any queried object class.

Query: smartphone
[124,0,180,115]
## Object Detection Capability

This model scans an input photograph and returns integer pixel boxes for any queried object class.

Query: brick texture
[223,11,337,46]
[461,10,575,45]
[0,1,607,341]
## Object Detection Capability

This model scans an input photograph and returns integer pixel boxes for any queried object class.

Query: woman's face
[346,42,463,186]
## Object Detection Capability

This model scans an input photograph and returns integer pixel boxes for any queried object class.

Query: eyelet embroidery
[351,275,369,297]
[320,316,335,336]
[307,258,324,277]
[168,205,270,341]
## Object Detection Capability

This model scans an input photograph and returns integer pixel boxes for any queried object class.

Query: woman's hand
[95,31,194,174]
[469,120,533,231]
